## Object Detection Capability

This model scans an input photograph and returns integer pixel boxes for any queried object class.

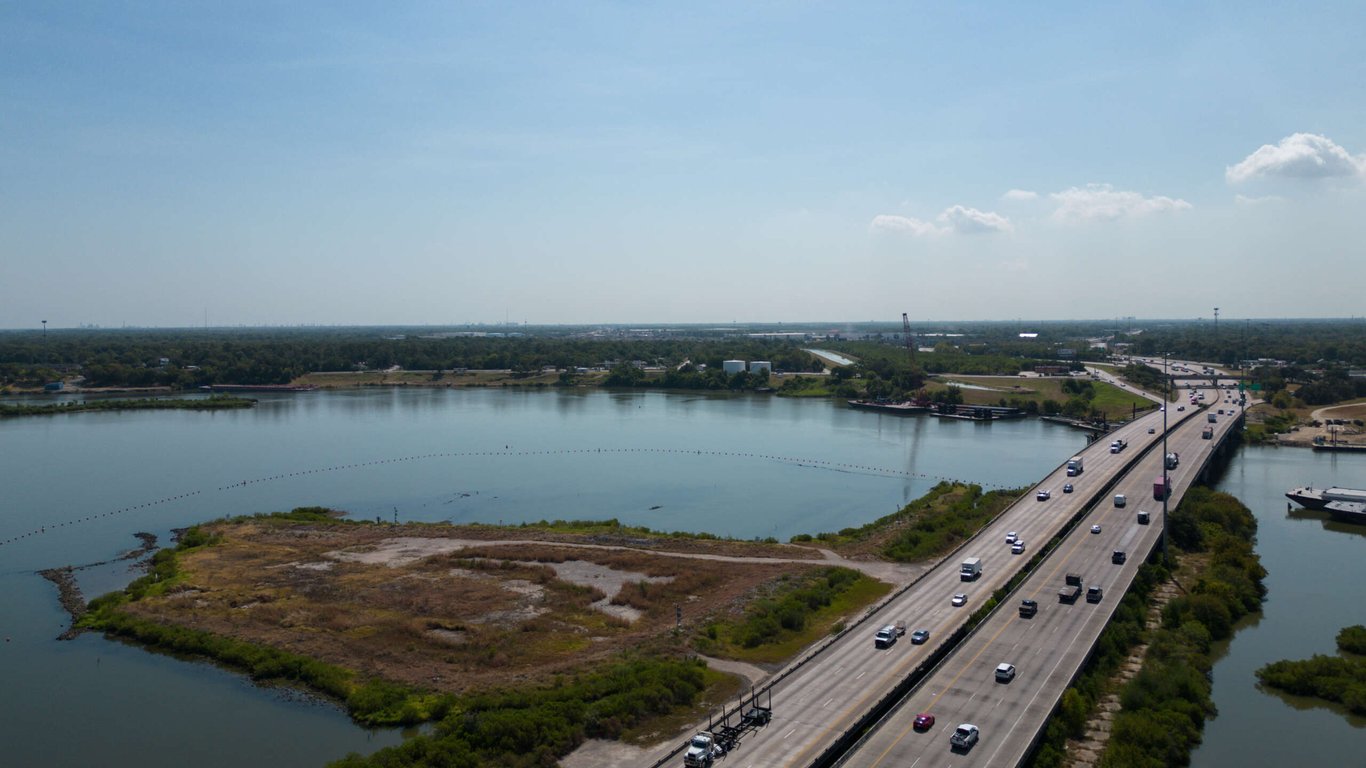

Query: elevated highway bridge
[643,375,1247,768]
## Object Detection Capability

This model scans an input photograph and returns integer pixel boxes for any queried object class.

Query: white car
[1011,541,1025,554]
[1036,489,1051,501]
[1006,531,1018,544]
[951,593,967,607]
[1091,524,1103,534]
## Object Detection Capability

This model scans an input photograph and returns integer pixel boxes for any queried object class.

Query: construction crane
[902,313,915,364]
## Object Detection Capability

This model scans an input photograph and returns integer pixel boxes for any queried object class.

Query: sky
[3,1,1365,328]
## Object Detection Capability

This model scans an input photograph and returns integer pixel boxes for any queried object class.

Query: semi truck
[960,557,982,581]
[1066,456,1084,476]
[683,690,771,766]
[684,732,720,767]
[1109,438,1127,453]
[1154,475,1171,500]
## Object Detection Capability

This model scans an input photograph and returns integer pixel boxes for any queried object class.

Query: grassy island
[0,394,255,417]
[1256,625,1366,716]
[77,504,915,766]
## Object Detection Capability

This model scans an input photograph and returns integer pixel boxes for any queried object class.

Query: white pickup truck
[950,723,980,750]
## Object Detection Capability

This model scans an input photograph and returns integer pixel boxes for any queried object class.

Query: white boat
[1285,486,1366,510]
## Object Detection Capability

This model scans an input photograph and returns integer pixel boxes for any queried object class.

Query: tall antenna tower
[1213,307,1219,333]
[902,313,915,364]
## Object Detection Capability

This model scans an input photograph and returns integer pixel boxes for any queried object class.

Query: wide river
[0,388,1358,766]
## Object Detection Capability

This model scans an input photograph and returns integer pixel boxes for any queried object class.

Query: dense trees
[0,327,824,389]
[1028,490,1267,768]
[5,319,1361,408]
[1256,625,1366,716]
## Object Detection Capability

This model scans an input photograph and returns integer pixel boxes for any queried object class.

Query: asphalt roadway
[838,386,1243,768]
[645,382,1213,768]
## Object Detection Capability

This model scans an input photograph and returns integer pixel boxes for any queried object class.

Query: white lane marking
[784,728,796,739]
[856,671,867,680]
[823,698,834,709]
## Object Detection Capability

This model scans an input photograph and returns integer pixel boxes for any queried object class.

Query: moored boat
[1325,501,1366,525]
[847,399,931,415]
[1284,485,1366,511]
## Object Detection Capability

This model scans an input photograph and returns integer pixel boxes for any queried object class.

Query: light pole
[1161,351,1169,554]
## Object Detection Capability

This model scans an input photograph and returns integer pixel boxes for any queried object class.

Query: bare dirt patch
[127,520,847,695]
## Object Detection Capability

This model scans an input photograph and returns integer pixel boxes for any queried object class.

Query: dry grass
[128,520,831,695]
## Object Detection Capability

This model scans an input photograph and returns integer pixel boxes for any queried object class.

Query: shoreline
[37,532,158,639]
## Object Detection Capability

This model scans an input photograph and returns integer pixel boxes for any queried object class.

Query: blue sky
[3,2,1364,328]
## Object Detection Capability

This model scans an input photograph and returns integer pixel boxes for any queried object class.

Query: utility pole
[1213,307,1219,335]
[1161,351,1169,554]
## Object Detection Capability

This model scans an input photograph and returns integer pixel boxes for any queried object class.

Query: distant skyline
[4,2,1364,328]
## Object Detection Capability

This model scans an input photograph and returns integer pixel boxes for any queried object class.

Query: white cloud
[1234,193,1284,206]
[1049,183,1192,222]
[940,205,1013,233]
[1226,133,1366,183]
[870,206,1012,237]
[870,214,944,237]
[1002,189,1039,201]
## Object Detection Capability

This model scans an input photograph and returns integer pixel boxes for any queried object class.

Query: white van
[995,663,1016,682]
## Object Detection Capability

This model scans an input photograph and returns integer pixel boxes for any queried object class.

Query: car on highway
[1011,540,1025,554]
[951,593,967,607]
[1091,524,1102,534]
[874,625,898,648]
[1148,427,1156,434]
[995,662,1016,682]
[1063,482,1073,493]
[1112,550,1127,564]
[1178,405,1186,411]
[1036,489,1051,501]
[950,723,979,751]
[914,713,935,731]
[910,629,930,644]
[1114,494,1127,507]
[1006,531,1018,543]
[1087,585,1104,603]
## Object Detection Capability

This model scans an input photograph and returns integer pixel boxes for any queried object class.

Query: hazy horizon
[8,315,1362,334]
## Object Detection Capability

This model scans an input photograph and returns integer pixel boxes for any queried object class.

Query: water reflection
[1,388,1086,768]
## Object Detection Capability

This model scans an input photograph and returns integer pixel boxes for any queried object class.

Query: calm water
[0,388,1083,768]
[1193,445,1366,765]
[4,389,1355,766]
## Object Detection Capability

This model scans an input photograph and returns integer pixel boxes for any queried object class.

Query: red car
[914,713,936,731]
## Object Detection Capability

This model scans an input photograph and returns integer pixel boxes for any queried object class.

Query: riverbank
[1035,488,1267,768]
[39,532,157,639]
[0,395,254,417]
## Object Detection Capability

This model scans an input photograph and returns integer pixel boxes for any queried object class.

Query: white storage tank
[723,360,747,374]
[749,361,772,374]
